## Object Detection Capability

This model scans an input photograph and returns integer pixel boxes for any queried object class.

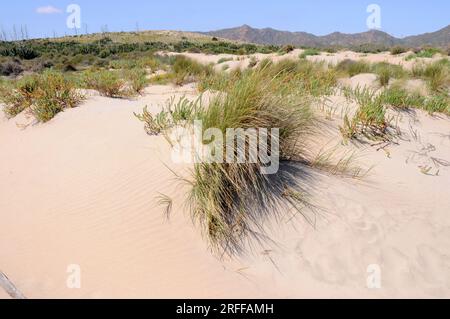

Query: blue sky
[0,0,449,40]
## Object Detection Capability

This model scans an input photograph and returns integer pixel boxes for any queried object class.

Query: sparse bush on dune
[135,96,199,136]
[281,44,295,54]
[109,59,141,70]
[30,71,83,122]
[83,70,130,97]
[416,47,443,58]
[0,59,24,76]
[134,105,171,136]
[0,76,38,117]
[109,55,162,72]
[123,68,148,94]
[390,46,407,55]
[324,47,339,54]
[352,43,389,54]
[1,71,82,122]
[406,47,444,60]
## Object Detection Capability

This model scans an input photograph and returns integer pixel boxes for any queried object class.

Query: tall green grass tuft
[139,63,321,254]
[379,86,425,109]
[411,59,449,93]
[423,94,449,115]
[340,87,389,141]
[372,62,406,87]
[171,55,213,85]
[189,66,315,253]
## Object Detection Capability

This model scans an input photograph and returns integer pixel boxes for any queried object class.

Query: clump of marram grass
[335,59,372,77]
[411,59,449,93]
[335,60,406,84]
[257,59,337,97]
[376,66,392,87]
[198,68,243,93]
[147,55,213,85]
[189,67,316,253]
[138,64,324,254]
[372,62,407,87]
[171,55,213,85]
[423,94,450,115]
[340,87,389,141]
[379,86,425,109]
[423,60,449,93]
[1,71,83,122]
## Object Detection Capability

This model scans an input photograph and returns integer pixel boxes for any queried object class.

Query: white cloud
[36,5,62,14]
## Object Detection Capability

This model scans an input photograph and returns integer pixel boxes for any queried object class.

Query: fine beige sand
[165,49,447,72]
[1,53,450,299]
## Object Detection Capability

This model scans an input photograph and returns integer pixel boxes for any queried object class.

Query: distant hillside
[403,25,450,47]
[203,24,450,49]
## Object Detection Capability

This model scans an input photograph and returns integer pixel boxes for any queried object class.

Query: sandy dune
[165,49,448,72]
[1,53,450,299]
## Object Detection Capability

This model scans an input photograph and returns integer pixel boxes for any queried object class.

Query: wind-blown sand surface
[166,49,447,72]
[1,53,450,299]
